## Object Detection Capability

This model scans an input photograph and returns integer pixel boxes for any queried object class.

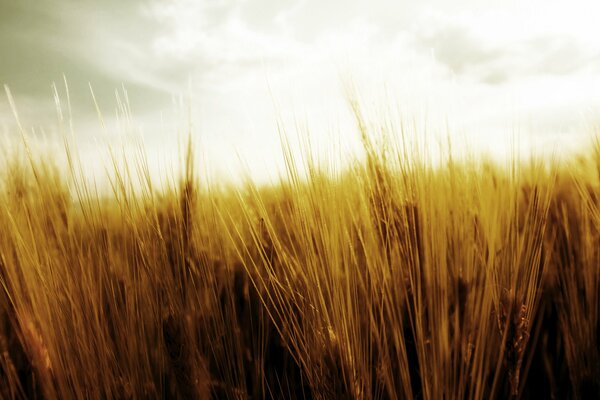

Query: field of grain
[0,102,599,399]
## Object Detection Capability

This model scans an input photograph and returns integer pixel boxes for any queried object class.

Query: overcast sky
[1,0,600,183]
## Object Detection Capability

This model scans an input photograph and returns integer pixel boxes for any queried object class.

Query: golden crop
[0,100,598,399]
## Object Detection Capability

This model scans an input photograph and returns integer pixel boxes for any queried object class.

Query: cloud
[414,9,600,85]
[417,24,500,75]
[0,1,177,118]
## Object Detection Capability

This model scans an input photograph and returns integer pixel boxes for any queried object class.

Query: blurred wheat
[0,91,598,399]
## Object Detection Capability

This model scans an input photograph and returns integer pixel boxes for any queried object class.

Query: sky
[1,0,600,184]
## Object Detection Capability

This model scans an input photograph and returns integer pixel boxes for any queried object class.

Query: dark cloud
[0,0,173,118]
[417,23,598,85]
[418,25,500,74]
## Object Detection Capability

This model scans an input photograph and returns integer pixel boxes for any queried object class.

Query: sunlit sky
[1,0,600,184]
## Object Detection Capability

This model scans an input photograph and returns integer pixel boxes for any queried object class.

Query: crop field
[0,103,599,399]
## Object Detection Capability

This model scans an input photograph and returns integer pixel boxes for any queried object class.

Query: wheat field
[0,99,599,399]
